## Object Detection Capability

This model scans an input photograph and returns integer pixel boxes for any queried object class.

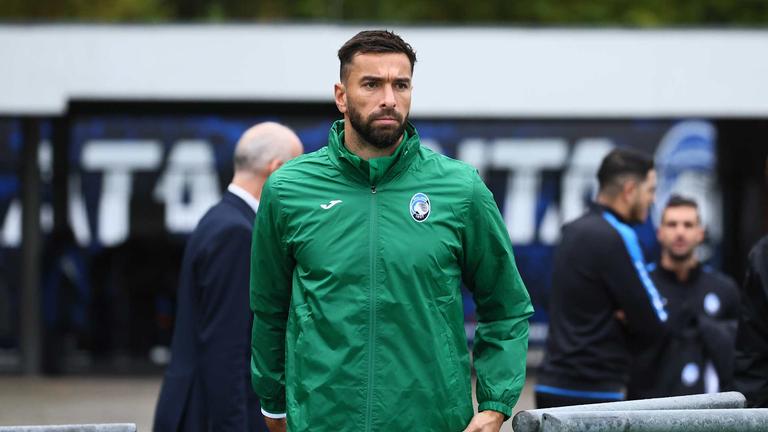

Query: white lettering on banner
[68,175,91,246]
[38,141,55,235]
[456,139,488,177]
[82,140,163,246]
[0,141,55,247]
[0,141,98,248]
[153,140,220,234]
[539,204,561,245]
[1,201,21,246]
[455,137,615,245]
[0,130,719,250]
[492,139,568,244]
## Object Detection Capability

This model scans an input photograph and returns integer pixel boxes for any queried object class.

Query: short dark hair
[662,194,700,223]
[597,148,655,195]
[337,30,417,81]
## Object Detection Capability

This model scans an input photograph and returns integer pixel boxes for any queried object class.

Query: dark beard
[628,200,647,224]
[668,248,694,262]
[348,105,406,150]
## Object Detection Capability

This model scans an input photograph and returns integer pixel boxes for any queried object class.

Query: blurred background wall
[1,2,768,376]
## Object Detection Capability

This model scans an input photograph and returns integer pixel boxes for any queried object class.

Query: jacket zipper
[366,184,377,431]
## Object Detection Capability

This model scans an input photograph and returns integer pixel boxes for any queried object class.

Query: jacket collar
[591,202,633,226]
[227,183,259,214]
[223,189,257,221]
[655,261,703,284]
[326,119,420,186]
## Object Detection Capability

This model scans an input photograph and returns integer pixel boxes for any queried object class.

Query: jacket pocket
[430,294,472,410]
[292,302,314,378]
[288,303,315,430]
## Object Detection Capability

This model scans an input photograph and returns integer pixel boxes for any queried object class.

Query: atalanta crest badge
[410,193,431,222]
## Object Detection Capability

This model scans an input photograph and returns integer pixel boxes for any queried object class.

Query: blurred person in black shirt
[536,148,667,408]
[736,234,768,407]
[628,195,739,399]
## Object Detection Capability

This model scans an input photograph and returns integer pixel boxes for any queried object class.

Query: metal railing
[511,392,768,432]
[540,409,768,431]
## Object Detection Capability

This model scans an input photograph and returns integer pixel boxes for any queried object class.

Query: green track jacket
[250,120,533,431]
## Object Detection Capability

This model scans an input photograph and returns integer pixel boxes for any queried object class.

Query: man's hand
[462,410,505,432]
[264,417,287,432]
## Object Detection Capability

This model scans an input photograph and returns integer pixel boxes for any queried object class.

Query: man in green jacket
[250,30,534,432]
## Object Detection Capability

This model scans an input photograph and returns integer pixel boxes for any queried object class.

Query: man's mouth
[373,117,398,125]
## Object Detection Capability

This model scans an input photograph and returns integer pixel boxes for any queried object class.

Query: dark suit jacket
[154,191,267,432]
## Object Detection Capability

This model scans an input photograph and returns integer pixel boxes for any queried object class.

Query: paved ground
[0,376,161,431]
[0,375,536,431]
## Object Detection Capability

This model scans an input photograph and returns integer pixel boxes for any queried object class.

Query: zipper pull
[371,185,377,194]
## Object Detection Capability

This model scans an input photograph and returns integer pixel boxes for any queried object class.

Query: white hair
[233,122,300,174]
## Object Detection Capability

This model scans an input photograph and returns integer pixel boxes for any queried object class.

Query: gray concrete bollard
[540,408,768,432]
[512,392,746,432]
[0,425,136,432]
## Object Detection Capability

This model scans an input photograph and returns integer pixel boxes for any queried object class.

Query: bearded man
[627,195,739,399]
[537,148,668,408]
[249,30,533,432]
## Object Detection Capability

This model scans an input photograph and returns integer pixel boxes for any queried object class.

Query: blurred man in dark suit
[154,122,303,432]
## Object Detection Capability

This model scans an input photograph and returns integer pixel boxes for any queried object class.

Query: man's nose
[380,84,396,108]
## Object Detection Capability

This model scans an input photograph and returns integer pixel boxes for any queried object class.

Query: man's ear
[334,82,347,114]
[694,224,706,244]
[622,179,638,202]
[266,159,284,176]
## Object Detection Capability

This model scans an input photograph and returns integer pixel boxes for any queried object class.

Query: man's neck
[344,124,402,161]
[660,252,698,282]
[595,194,631,221]
[231,173,264,201]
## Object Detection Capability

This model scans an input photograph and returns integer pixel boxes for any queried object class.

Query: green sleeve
[250,177,294,414]
[461,171,534,419]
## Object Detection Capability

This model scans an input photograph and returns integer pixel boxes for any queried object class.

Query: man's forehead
[662,206,699,222]
[349,52,412,73]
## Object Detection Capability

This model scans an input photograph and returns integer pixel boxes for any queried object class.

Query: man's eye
[363,82,378,89]
[396,82,410,90]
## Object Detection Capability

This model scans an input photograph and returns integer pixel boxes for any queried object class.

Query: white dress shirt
[227,183,259,214]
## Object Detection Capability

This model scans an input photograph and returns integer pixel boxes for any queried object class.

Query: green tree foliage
[0,0,171,21]
[2,0,768,25]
